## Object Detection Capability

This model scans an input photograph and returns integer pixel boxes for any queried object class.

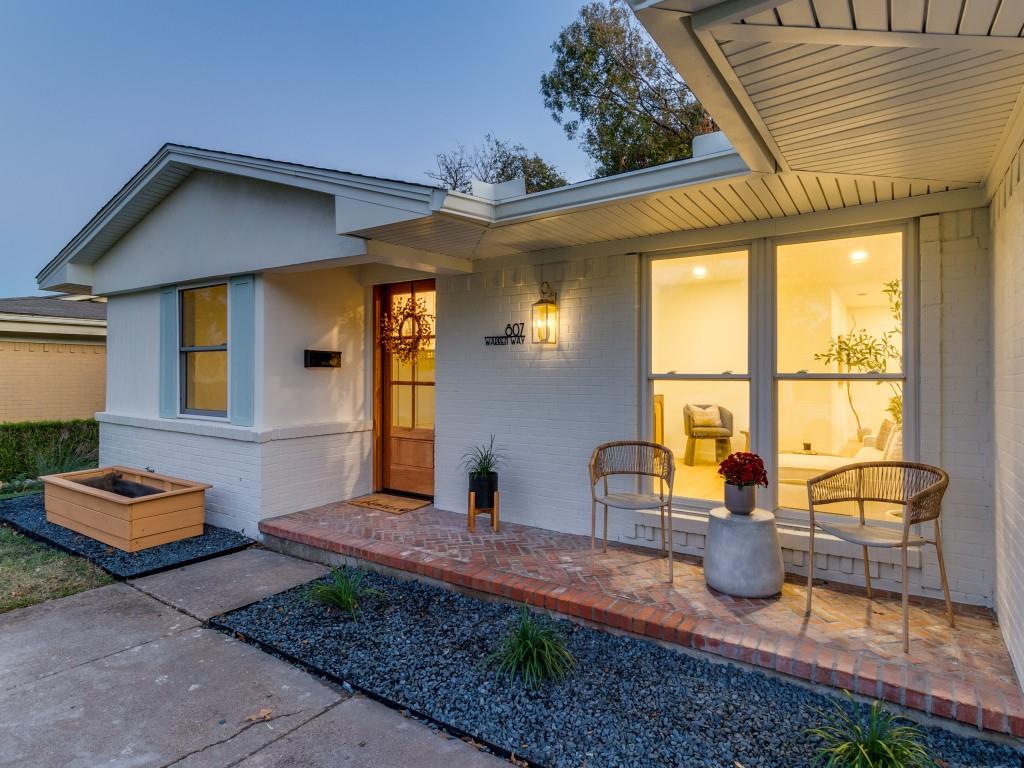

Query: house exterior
[0,295,106,422]
[35,1,1024,684]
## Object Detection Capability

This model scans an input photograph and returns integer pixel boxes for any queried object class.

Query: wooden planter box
[41,466,211,553]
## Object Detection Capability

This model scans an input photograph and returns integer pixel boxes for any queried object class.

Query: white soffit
[352,169,971,260]
[632,0,1024,192]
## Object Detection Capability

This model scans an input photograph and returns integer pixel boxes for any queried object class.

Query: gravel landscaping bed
[0,494,254,579]
[214,569,1021,768]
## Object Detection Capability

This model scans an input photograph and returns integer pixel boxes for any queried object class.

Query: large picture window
[649,249,750,502]
[775,231,905,518]
[645,227,910,520]
[180,284,228,417]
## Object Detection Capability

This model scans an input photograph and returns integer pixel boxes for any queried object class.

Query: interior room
[650,232,904,520]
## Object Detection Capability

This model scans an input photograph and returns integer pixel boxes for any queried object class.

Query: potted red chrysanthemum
[717,452,769,515]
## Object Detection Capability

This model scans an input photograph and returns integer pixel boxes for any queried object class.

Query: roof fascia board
[0,313,106,328]
[440,148,753,227]
[177,149,437,209]
[474,185,986,270]
[691,23,791,172]
[690,0,783,31]
[633,7,778,173]
[714,23,1024,52]
[985,91,1024,199]
[39,262,95,293]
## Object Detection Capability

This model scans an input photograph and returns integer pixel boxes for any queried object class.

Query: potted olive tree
[462,435,501,509]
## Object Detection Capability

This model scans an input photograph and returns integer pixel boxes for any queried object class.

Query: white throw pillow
[690,405,722,428]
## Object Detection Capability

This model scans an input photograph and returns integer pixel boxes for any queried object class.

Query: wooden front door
[377,279,436,497]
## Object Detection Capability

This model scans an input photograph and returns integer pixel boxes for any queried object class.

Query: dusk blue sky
[0,1,591,296]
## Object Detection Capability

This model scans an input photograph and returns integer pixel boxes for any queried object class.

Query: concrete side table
[704,507,784,598]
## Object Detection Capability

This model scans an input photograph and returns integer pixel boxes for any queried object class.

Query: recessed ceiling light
[692,265,708,278]
[850,250,868,264]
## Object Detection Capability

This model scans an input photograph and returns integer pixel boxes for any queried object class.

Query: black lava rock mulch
[214,569,1021,768]
[0,494,254,579]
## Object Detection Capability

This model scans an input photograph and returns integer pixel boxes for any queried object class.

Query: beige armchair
[683,404,734,466]
[805,461,953,653]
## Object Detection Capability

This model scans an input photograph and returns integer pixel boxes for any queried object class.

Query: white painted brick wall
[991,156,1024,681]
[440,220,996,607]
[434,254,639,535]
[260,431,372,519]
[100,422,263,537]
[100,421,373,538]
[916,209,995,606]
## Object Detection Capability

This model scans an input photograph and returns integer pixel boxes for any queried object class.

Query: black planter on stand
[467,472,499,533]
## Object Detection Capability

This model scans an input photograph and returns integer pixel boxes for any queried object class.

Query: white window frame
[177,281,231,421]
[642,220,918,527]
[643,241,756,512]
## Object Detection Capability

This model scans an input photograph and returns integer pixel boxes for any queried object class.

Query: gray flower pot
[724,483,756,515]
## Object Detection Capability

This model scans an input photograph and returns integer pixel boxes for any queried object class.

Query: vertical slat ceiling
[738,0,1024,36]
[354,172,970,260]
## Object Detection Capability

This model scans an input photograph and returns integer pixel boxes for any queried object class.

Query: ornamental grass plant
[306,568,381,619]
[487,605,576,689]
[807,694,933,768]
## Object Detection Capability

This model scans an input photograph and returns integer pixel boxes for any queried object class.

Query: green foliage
[428,134,567,194]
[0,420,98,483]
[306,569,381,618]
[814,281,904,430]
[807,695,932,768]
[487,606,576,689]
[461,435,502,478]
[540,0,714,176]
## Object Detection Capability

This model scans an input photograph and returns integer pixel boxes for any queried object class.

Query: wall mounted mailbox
[304,350,342,368]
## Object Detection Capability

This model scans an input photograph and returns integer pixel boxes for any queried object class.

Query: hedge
[0,419,99,482]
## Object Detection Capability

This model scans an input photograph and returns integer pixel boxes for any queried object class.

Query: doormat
[348,493,429,514]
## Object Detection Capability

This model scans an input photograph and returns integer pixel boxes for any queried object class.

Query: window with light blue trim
[158,275,255,426]
[228,275,255,427]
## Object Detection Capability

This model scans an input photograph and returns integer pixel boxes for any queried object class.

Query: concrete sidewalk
[0,551,503,768]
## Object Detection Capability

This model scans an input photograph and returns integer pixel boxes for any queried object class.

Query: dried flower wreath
[381,296,433,364]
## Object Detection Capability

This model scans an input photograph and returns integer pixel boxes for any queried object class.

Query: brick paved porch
[261,501,1024,738]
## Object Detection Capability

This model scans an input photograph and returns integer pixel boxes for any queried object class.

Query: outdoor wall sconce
[532,281,558,345]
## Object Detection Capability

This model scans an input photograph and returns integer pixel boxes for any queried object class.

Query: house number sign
[485,322,526,346]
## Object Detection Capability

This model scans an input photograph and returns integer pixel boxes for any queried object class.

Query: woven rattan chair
[805,461,953,653]
[589,441,676,583]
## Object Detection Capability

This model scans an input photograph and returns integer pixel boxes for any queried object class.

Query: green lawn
[0,525,111,613]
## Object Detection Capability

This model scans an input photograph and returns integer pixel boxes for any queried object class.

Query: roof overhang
[37,144,447,292]
[631,0,1024,199]
[38,138,757,290]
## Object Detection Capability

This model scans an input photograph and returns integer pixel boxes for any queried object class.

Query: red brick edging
[260,516,1024,738]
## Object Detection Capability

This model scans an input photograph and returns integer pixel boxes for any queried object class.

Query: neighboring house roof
[0,295,106,342]
[0,295,106,321]
[630,0,1024,198]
